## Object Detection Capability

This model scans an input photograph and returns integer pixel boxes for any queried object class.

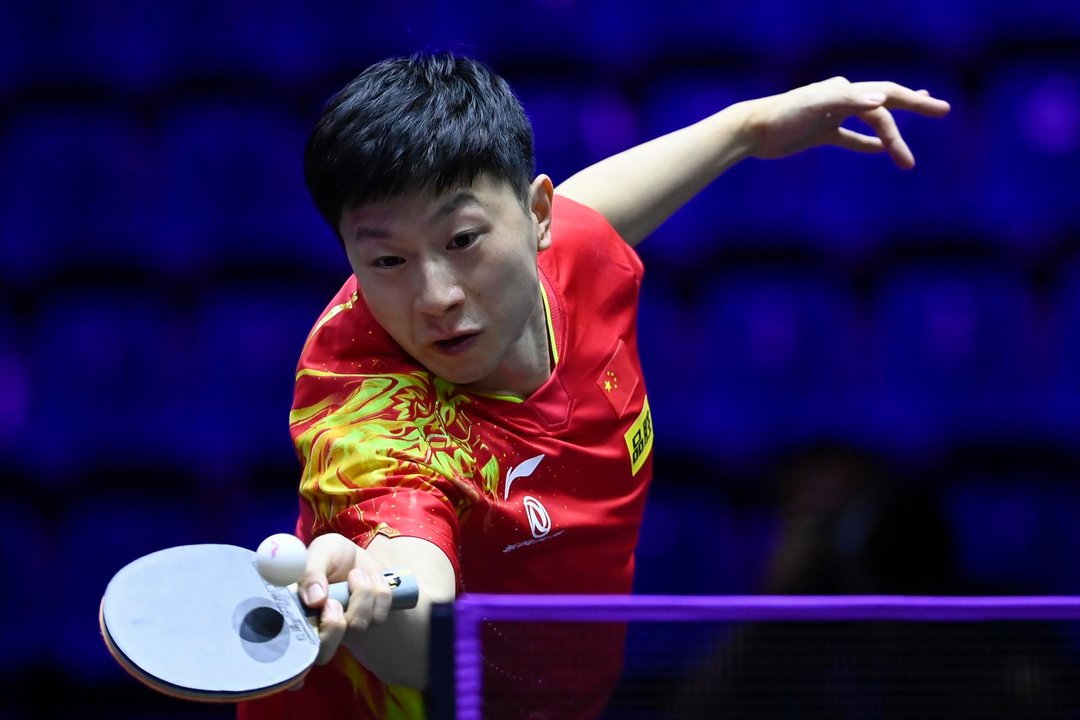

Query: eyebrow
[352,226,390,242]
[352,191,484,243]
[434,190,483,218]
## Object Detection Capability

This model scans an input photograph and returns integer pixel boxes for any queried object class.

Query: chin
[450,369,495,388]
[422,359,489,388]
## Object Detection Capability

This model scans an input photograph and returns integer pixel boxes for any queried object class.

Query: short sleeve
[551,194,644,282]
[290,369,495,586]
[297,470,464,585]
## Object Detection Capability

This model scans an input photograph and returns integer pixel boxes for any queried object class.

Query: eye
[371,256,405,269]
[448,232,480,250]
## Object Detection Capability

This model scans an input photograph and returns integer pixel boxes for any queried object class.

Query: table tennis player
[237,50,949,720]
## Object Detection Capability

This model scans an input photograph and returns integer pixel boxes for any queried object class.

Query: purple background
[1,1,1079,716]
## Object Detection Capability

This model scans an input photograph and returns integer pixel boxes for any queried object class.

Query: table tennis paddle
[99,541,418,702]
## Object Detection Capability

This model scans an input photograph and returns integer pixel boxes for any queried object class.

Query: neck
[465,291,552,398]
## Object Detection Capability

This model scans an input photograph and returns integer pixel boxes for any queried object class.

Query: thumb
[299,533,358,606]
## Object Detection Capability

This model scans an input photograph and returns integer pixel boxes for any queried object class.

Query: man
[238,51,949,719]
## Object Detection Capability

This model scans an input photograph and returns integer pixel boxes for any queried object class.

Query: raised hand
[743,76,951,169]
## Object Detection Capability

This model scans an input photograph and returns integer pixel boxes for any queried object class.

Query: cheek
[486,246,537,289]
[490,264,539,320]
[362,289,411,340]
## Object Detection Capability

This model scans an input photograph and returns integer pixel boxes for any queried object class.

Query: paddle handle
[310,569,419,614]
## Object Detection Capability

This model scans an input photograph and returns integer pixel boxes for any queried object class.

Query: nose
[414,257,465,317]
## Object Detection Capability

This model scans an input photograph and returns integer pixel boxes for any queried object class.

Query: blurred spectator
[761,440,961,596]
[664,441,1078,719]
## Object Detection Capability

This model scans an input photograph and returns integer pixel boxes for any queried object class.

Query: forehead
[338,174,520,241]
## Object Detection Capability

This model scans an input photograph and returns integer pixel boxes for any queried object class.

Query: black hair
[304,51,536,237]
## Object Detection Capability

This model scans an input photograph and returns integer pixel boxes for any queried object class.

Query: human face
[338,174,554,396]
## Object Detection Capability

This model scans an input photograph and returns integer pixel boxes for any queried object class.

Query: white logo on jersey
[501,454,560,553]
[504,453,545,500]
[522,496,551,538]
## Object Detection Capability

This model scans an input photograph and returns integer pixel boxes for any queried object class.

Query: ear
[528,174,554,251]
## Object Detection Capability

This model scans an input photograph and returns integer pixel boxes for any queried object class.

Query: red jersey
[239,196,654,719]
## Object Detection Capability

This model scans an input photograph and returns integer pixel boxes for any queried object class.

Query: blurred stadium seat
[1045,258,1080,449]
[944,475,1080,595]
[641,1,817,60]
[513,79,592,188]
[303,0,549,75]
[753,0,1080,57]
[695,265,870,466]
[0,309,30,459]
[978,0,1080,46]
[866,260,1045,460]
[635,268,710,459]
[0,106,159,287]
[10,0,182,90]
[188,281,329,477]
[27,286,196,484]
[156,99,343,277]
[0,1,25,92]
[800,0,983,56]
[0,498,48,673]
[576,86,641,168]
[975,59,1080,257]
[160,2,329,87]
[634,485,776,596]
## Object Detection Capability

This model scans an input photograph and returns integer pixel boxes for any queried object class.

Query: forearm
[555,78,951,246]
[343,590,440,688]
[555,100,755,246]
[343,535,456,689]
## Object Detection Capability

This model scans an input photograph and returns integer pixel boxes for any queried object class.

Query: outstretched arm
[300,532,456,689]
[554,77,951,246]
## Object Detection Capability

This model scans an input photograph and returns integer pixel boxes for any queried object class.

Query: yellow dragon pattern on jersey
[290,369,501,525]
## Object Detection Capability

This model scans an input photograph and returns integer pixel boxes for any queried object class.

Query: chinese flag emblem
[596,339,638,414]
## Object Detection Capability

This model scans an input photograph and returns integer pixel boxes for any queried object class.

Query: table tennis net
[436,596,1080,719]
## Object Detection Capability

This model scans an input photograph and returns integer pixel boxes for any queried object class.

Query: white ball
[255,533,308,586]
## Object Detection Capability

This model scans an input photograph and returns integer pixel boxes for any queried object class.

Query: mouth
[432,331,481,356]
